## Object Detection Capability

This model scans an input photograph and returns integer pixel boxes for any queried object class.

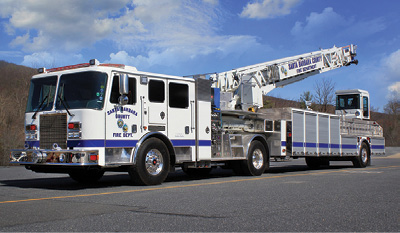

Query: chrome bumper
[10,149,99,165]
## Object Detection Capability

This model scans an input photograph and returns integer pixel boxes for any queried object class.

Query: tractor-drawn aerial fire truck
[11,44,385,185]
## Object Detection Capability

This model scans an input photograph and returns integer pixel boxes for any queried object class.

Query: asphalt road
[0,153,399,232]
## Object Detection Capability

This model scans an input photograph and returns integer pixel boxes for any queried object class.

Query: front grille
[40,114,67,149]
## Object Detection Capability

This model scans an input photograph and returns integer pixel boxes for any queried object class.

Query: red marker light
[90,154,98,161]
[30,125,37,131]
[68,122,80,130]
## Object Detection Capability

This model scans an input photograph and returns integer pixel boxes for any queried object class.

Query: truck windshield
[26,76,57,112]
[336,94,360,110]
[55,71,107,110]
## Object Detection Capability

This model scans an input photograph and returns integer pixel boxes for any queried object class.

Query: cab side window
[169,82,188,108]
[363,97,369,117]
[148,80,165,103]
[110,76,136,104]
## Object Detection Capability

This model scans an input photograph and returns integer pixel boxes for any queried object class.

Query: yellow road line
[1,165,398,204]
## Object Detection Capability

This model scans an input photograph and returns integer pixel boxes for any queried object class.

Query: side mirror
[119,74,129,95]
[118,74,129,105]
[118,95,129,105]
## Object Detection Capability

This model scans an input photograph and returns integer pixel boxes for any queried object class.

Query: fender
[358,137,371,155]
[131,132,176,168]
[243,134,269,159]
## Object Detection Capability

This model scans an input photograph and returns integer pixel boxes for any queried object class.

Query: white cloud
[1,0,130,52]
[291,7,346,38]
[21,52,83,68]
[106,34,264,73]
[383,49,400,78]
[340,17,386,39]
[388,82,400,99]
[97,1,267,72]
[382,49,400,99]
[291,7,386,41]
[21,52,54,67]
[9,33,30,47]
[0,50,23,58]
[203,0,218,5]
[240,0,300,19]
[0,1,225,54]
[1,0,268,72]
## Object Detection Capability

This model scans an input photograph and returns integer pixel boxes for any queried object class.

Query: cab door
[146,78,167,127]
[167,80,196,163]
[105,74,139,164]
[167,80,195,143]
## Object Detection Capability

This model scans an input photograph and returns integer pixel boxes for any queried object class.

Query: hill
[0,61,36,165]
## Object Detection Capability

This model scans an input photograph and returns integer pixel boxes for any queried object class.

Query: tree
[384,97,400,115]
[299,91,314,109]
[314,78,336,112]
[0,61,36,165]
[383,96,400,146]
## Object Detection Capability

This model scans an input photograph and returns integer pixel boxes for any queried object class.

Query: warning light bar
[45,63,90,73]
[37,59,125,73]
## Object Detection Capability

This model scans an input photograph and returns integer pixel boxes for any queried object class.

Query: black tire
[305,157,321,169]
[129,138,170,185]
[182,167,212,177]
[68,169,104,184]
[239,140,268,176]
[353,142,370,168]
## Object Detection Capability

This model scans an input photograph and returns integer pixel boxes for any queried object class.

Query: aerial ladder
[210,44,358,111]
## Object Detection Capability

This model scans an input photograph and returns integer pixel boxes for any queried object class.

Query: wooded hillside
[0,61,36,166]
[0,61,398,166]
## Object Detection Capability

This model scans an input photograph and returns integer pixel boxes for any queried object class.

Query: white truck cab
[335,89,370,120]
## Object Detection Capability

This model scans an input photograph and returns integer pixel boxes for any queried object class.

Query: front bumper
[10,149,99,165]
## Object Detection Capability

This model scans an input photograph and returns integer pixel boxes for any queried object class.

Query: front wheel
[129,138,170,185]
[238,140,269,176]
[353,142,370,168]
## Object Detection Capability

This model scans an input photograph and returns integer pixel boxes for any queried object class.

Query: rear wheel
[238,140,268,176]
[305,157,320,169]
[68,169,104,184]
[129,138,170,185]
[353,142,370,168]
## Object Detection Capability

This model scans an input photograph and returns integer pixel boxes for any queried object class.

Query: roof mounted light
[46,63,90,72]
[89,59,100,66]
[38,67,46,73]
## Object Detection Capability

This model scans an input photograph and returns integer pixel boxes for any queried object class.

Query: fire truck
[11,44,385,185]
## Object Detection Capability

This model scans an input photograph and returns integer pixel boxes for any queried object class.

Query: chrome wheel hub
[252,149,263,170]
[361,148,368,164]
[145,149,163,175]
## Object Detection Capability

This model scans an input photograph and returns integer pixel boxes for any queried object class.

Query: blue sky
[1,0,399,111]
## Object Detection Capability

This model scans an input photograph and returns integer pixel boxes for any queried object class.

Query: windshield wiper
[57,94,74,117]
[32,95,49,119]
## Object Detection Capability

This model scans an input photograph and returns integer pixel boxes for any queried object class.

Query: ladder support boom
[210,44,357,110]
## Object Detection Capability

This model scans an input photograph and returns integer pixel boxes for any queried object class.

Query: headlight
[68,122,82,139]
